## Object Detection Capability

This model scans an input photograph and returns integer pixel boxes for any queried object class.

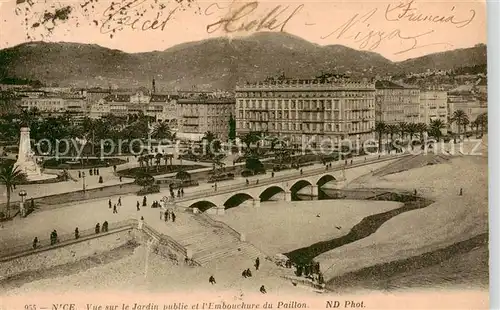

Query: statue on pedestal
[14,127,56,181]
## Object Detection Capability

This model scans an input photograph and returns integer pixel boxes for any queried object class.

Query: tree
[476,113,487,136]
[375,121,386,152]
[386,124,398,151]
[406,123,417,149]
[155,153,162,171]
[176,170,191,182]
[398,122,408,140]
[228,113,236,141]
[0,163,27,218]
[241,131,263,155]
[416,122,428,141]
[135,173,154,189]
[451,109,469,137]
[151,121,173,140]
[429,119,445,139]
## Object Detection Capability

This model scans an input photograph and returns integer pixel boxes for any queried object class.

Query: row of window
[237,121,375,133]
[236,91,375,99]
[237,99,374,110]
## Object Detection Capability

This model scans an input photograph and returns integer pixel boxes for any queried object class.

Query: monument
[15,127,56,181]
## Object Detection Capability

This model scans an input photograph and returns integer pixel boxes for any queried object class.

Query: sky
[0,0,487,61]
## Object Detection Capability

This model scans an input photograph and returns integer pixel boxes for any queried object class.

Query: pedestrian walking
[97,169,100,175]
[75,227,79,239]
[177,189,181,198]
[143,196,147,207]
[118,197,122,206]
[119,176,122,182]
[78,171,81,178]
[181,188,184,197]
[53,230,58,244]
[350,159,353,165]
[255,257,260,270]
[246,268,252,277]
[95,223,100,234]
[113,204,118,214]
[33,237,38,249]
[50,231,55,245]
[260,285,267,294]
[164,211,168,222]
[137,201,140,211]
[460,188,463,196]
[103,221,108,232]
[166,209,171,221]
[209,276,216,285]
[89,168,93,176]
[108,199,112,209]
[172,212,176,222]
[242,270,248,278]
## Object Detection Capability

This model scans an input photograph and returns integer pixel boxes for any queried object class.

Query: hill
[0,33,487,90]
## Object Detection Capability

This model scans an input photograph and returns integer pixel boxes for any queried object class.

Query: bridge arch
[289,179,313,193]
[188,200,217,213]
[224,193,255,209]
[260,185,286,202]
[316,174,336,187]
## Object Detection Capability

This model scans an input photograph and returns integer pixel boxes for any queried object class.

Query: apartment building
[447,92,487,132]
[419,90,448,126]
[91,92,177,123]
[176,96,235,141]
[235,78,376,147]
[375,81,420,124]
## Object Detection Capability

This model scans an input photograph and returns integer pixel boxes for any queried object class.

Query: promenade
[0,152,397,257]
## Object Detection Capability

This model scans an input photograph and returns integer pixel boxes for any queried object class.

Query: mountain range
[0,32,487,90]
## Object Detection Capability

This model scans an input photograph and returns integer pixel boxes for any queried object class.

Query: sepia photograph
[0,0,491,308]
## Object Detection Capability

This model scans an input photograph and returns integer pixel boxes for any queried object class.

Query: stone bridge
[176,156,403,215]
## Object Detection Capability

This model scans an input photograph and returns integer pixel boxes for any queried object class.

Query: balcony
[183,115,199,118]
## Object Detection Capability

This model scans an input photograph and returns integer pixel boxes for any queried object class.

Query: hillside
[0,32,487,90]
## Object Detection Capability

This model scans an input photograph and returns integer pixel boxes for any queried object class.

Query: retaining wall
[0,227,134,280]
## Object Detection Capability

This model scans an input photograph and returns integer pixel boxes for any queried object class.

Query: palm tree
[0,163,27,218]
[476,113,487,136]
[398,122,408,140]
[406,123,417,149]
[416,122,427,141]
[429,119,445,139]
[386,124,398,151]
[375,121,386,153]
[451,109,469,137]
[151,121,173,141]
[155,153,162,172]
[163,153,173,170]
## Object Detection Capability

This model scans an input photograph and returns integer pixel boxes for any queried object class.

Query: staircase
[168,212,265,266]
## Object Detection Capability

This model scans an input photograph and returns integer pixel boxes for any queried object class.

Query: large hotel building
[235,78,376,147]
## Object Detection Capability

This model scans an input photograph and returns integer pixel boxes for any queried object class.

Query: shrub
[137,185,160,196]
[241,169,254,177]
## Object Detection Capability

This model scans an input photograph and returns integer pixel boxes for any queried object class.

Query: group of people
[108,197,122,214]
[209,257,267,293]
[32,230,58,249]
[95,221,109,234]
[294,261,324,284]
[79,168,100,178]
[168,184,185,199]
[162,209,176,223]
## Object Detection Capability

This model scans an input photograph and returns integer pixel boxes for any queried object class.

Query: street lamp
[19,189,27,218]
[81,171,86,193]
